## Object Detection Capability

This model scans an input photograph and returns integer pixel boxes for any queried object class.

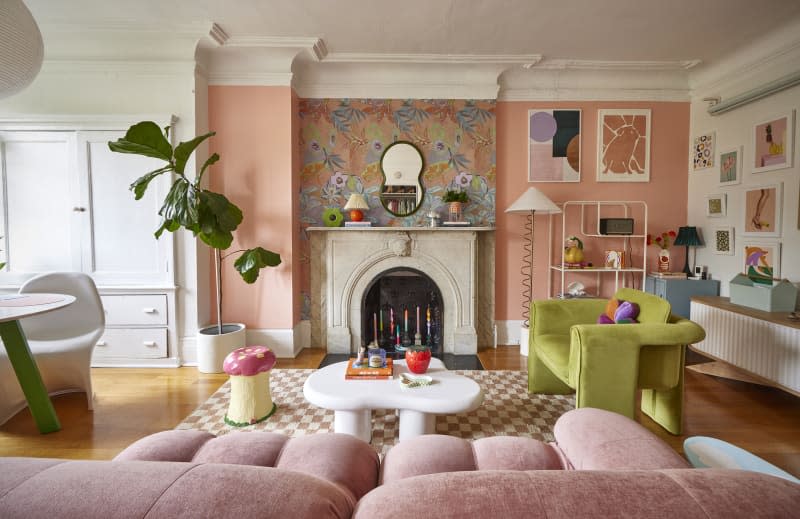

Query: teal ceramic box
[729,274,798,313]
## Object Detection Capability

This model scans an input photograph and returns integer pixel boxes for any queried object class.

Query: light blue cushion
[684,436,800,483]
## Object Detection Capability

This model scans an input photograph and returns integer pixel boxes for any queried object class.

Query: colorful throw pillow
[597,299,640,324]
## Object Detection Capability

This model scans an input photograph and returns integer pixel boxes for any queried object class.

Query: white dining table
[0,293,76,433]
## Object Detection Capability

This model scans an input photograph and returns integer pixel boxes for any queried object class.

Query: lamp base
[682,246,692,275]
[349,209,364,222]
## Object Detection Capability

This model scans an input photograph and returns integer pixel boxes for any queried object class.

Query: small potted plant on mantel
[108,122,281,373]
[442,189,469,222]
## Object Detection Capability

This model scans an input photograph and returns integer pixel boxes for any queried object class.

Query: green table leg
[0,320,61,433]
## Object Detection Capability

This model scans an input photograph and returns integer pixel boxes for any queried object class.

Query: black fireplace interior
[361,268,442,354]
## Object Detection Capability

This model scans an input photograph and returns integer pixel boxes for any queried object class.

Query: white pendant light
[0,0,44,98]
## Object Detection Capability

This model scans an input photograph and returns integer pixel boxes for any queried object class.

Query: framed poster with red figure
[597,109,651,182]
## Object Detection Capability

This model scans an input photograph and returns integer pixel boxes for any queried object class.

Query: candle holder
[414,332,422,346]
[402,332,413,347]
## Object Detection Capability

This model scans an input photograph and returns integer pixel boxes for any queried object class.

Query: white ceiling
[25,0,800,68]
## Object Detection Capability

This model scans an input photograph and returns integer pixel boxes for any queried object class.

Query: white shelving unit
[548,201,648,298]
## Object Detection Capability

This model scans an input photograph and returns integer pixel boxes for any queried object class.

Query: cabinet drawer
[93,328,167,359]
[101,295,167,326]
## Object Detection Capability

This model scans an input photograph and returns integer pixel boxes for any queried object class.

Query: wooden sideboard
[690,296,800,396]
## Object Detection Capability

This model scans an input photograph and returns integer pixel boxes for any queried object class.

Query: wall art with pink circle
[527,109,581,182]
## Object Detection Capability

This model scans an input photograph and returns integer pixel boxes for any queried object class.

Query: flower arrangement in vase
[647,230,676,272]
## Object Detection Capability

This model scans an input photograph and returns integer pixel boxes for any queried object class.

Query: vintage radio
[599,218,634,235]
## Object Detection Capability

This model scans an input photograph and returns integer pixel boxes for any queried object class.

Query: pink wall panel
[496,101,690,321]
[207,86,296,329]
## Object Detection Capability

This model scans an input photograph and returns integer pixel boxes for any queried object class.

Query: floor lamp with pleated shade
[505,187,561,356]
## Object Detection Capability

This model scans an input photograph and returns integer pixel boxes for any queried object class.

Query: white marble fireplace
[308,227,494,355]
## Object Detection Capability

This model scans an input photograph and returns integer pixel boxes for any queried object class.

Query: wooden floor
[1,346,798,477]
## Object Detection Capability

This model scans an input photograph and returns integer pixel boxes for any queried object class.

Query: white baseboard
[247,327,303,358]
[180,336,197,366]
[496,320,524,346]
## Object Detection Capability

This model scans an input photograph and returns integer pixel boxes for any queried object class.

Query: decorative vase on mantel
[658,249,671,272]
[448,201,463,222]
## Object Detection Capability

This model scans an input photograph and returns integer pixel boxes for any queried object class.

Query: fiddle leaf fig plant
[108,121,281,332]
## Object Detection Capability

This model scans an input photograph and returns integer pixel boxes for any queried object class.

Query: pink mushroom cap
[223,346,276,376]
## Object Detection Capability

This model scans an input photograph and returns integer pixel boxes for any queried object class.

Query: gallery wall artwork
[705,193,726,217]
[752,110,795,173]
[742,183,782,238]
[693,132,715,170]
[528,109,581,182]
[743,242,781,283]
[718,146,742,186]
[597,109,651,182]
[713,226,734,255]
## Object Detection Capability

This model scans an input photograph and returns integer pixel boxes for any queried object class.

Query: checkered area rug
[176,369,575,456]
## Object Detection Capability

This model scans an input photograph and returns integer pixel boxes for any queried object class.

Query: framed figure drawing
[693,132,715,170]
[742,183,782,238]
[528,109,581,182]
[705,193,726,217]
[743,242,781,284]
[718,146,742,186]
[713,226,734,255]
[752,110,795,173]
[597,109,650,182]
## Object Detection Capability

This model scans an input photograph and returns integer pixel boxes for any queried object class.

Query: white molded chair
[0,272,105,425]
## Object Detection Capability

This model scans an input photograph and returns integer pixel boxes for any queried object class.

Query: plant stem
[220,249,246,261]
[215,248,222,335]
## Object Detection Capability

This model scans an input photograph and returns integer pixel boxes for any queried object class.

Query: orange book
[345,357,393,379]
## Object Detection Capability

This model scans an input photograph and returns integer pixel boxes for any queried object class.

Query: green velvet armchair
[528,288,705,434]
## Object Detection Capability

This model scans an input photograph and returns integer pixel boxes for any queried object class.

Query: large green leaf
[159,179,199,229]
[234,247,282,283]
[194,191,242,249]
[108,121,173,162]
[196,153,220,185]
[130,165,173,200]
[174,131,216,176]
[201,191,242,232]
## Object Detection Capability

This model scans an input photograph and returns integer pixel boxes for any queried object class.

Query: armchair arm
[531,299,608,336]
[570,318,706,349]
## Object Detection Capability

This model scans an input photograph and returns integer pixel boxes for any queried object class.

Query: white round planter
[197,323,246,373]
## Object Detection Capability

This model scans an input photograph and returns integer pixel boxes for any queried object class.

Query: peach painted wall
[207,86,296,329]
[495,101,690,321]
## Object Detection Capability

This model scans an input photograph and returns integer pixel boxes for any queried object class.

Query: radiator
[691,300,800,393]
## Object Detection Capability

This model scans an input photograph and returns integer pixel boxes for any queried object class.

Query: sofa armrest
[553,408,689,469]
[531,298,607,336]
[570,318,706,349]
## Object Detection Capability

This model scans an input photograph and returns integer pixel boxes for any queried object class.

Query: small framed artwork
[705,193,726,217]
[713,226,734,255]
[597,109,651,182]
[528,109,581,182]
[693,131,715,170]
[718,146,742,186]
[752,110,795,174]
[604,250,626,268]
[742,183,782,237]
[743,241,781,284]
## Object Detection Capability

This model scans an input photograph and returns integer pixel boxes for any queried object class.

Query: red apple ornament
[405,346,432,374]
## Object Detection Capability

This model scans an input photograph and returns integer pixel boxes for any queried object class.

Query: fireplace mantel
[308,227,495,355]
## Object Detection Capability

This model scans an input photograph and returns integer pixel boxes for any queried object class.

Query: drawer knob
[96,341,106,347]
[143,341,157,347]
[143,308,157,314]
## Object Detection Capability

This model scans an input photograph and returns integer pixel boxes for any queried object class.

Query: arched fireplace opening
[361,268,442,354]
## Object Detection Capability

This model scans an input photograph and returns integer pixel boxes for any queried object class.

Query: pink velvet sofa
[0,408,797,518]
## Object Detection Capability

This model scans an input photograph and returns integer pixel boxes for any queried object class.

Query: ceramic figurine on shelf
[355,346,366,367]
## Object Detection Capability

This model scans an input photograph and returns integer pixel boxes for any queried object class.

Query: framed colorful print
[712,226,734,255]
[597,109,650,182]
[705,193,726,217]
[528,109,581,182]
[693,131,715,170]
[718,146,742,186]
[752,110,795,173]
[743,241,781,284]
[742,183,782,237]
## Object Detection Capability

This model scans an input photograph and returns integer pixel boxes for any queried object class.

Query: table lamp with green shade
[673,226,703,275]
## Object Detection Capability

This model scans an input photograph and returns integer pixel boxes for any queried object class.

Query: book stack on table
[651,272,687,279]
[345,357,393,380]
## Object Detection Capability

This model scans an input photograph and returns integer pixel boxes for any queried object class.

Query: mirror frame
[379,140,425,217]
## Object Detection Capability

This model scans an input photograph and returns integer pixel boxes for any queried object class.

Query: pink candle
[416,306,420,334]
[396,326,400,345]
[390,307,394,334]
[373,313,378,344]
[404,308,408,333]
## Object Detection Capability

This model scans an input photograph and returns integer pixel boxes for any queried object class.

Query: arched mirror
[379,141,424,217]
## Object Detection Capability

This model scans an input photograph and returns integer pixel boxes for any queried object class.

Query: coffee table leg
[398,409,435,441]
[333,410,372,443]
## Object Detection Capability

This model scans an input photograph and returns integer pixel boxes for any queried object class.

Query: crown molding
[41,59,196,78]
[498,88,690,102]
[324,52,542,66]
[689,20,800,100]
[224,35,327,61]
[536,58,701,71]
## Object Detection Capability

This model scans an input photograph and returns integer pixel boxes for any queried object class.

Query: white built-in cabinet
[0,117,179,367]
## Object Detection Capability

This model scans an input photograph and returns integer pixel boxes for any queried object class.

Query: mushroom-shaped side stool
[222,346,277,426]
